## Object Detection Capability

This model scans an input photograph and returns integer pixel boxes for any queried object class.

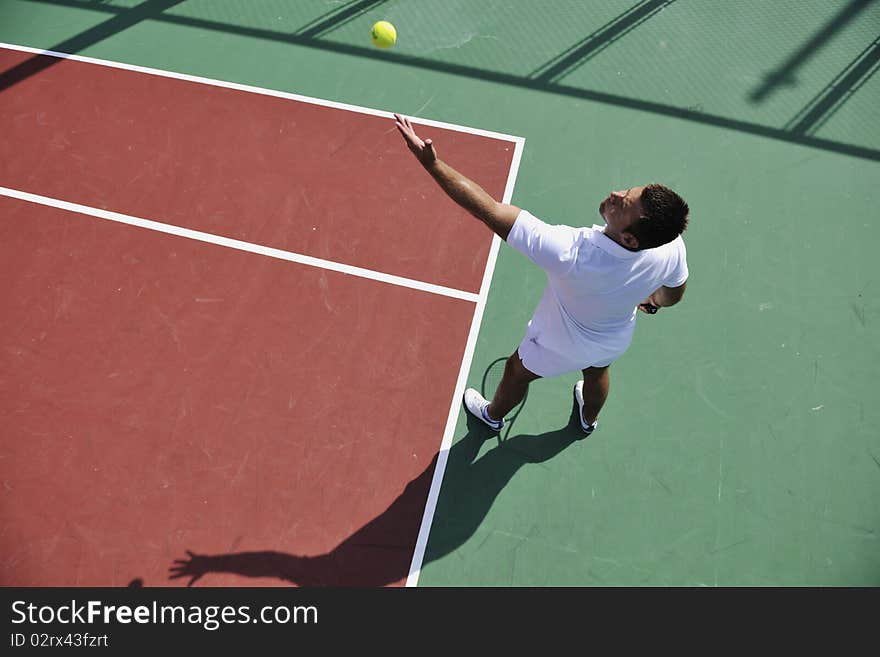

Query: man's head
[599,184,689,250]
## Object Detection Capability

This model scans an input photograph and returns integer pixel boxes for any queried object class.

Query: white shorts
[517,323,619,378]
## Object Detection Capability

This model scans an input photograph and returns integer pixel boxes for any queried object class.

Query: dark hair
[627,184,689,249]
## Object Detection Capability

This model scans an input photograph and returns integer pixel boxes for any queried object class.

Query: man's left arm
[394,114,520,240]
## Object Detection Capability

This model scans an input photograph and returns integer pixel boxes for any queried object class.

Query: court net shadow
[167,396,588,587]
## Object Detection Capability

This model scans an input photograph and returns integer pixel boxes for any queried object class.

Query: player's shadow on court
[169,380,587,587]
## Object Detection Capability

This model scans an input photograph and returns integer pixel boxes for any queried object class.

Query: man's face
[599,185,646,232]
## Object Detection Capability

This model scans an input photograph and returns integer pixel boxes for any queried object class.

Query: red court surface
[0,48,518,586]
[0,48,515,294]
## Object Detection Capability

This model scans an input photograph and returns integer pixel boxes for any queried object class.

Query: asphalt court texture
[1,1,878,586]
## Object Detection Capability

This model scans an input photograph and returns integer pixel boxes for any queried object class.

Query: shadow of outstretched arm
[169,403,587,586]
[170,549,330,587]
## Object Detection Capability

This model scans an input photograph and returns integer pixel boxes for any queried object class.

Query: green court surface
[3,0,878,586]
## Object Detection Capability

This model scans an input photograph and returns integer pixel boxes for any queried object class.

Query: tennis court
[1,0,878,587]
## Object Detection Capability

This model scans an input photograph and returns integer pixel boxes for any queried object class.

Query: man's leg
[579,365,609,426]
[486,350,542,422]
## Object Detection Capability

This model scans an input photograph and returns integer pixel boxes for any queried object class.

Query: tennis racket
[480,357,528,440]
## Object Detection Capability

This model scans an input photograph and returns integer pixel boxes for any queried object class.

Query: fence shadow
[7,0,880,161]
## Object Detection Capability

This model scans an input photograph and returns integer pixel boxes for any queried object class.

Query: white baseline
[0,42,524,144]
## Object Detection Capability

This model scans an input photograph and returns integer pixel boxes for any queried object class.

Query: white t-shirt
[507,209,689,366]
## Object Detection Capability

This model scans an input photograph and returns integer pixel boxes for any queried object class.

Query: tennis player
[394,114,689,435]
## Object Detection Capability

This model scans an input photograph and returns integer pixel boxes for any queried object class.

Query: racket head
[480,357,528,440]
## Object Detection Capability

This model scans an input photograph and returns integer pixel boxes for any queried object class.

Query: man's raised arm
[394,113,520,240]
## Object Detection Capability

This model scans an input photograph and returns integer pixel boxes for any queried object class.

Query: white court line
[405,131,526,587]
[0,186,480,303]
[0,42,524,143]
[0,41,528,585]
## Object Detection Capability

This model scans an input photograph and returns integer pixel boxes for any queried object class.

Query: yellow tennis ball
[371,21,397,48]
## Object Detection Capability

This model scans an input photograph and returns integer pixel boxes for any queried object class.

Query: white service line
[0,41,524,143]
[0,186,481,303]
[405,132,526,587]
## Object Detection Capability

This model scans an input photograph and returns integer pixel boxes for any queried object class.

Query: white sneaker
[573,380,598,435]
[463,388,503,431]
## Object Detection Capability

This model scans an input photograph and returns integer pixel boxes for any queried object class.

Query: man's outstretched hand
[169,550,211,587]
[394,113,437,168]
